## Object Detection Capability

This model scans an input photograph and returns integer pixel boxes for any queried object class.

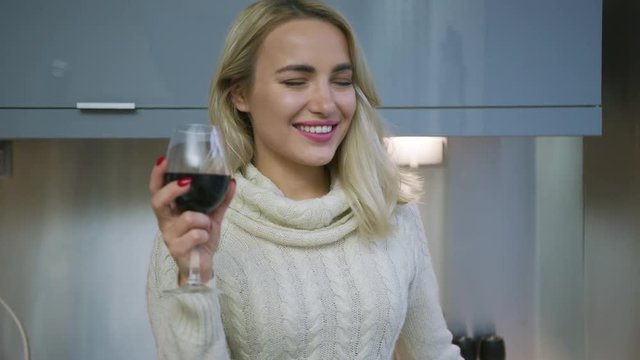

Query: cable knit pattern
[147,164,462,360]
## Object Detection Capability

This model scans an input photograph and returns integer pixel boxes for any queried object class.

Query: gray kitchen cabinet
[328,0,602,136]
[330,0,601,108]
[0,0,601,138]
[0,0,251,108]
[0,0,253,138]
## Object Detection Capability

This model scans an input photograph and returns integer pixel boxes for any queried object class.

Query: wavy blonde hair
[209,0,421,238]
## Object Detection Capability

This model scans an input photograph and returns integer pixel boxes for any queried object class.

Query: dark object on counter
[479,335,506,360]
[452,335,477,360]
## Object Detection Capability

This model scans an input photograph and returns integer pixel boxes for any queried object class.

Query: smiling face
[232,18,356,174]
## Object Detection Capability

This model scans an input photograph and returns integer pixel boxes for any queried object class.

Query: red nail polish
[177,177,192,187]
[155,156,166,166]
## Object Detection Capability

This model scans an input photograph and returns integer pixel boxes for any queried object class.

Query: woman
[147,0,462,359]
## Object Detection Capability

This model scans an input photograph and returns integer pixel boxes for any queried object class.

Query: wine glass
[162,123,231,294]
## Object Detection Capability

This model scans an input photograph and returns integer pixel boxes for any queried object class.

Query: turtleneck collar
[226,164,358,247]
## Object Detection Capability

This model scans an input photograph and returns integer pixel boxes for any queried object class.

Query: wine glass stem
[187,247,201,286]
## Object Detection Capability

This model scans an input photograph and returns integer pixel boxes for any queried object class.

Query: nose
[308,82,337,117]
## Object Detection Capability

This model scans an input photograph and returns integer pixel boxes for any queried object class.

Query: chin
[303,159,333,168]
[301,153,337,168]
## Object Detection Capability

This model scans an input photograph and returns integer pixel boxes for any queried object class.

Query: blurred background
[1,0,638,359]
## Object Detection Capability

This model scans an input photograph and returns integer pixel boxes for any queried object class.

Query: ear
[231,85,250,113]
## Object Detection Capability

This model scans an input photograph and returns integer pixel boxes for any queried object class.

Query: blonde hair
[209,0,421,238]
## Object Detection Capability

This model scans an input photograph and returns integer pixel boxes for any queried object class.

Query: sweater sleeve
[146,232,231,359]
[394,205,462,360]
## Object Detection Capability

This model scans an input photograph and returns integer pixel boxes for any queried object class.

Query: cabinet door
[329,0,601,107]
[0,0,601,137]
[0,0,252,108]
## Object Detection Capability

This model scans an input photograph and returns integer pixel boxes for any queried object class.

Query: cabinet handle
[76,102,136,110]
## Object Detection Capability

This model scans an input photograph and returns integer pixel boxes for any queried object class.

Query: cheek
[257,91,307,121]
[338,91,357,121]
[280,93,307,112]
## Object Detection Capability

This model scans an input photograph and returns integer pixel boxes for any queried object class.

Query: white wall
[416,136,585,360]
[0,140,165,359]
[534,138,585,360]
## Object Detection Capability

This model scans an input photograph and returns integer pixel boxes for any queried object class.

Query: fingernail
[178,177,192,187]
[155,156,166,166]
[231,178,236,185]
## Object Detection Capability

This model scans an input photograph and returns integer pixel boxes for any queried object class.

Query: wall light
[386,136,447,167]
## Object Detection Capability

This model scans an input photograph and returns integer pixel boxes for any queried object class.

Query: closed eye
[332,78,353,87]
[281,79,307,87]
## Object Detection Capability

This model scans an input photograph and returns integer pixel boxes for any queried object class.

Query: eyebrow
[275,63,353,74]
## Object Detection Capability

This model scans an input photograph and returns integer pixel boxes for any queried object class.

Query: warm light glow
[386,137,446,167]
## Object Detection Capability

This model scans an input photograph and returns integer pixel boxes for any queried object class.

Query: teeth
[297,125,333,134]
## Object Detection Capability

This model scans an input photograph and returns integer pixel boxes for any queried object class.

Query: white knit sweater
[147,165,462,360]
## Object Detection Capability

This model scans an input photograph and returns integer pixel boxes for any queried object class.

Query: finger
[171,210,213,237]
[149,155,168,194]
[166,228,210,259]
[211,178,236,226]
[150,177,193,220]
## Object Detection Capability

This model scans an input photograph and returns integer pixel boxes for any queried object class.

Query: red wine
[164,173,231,214]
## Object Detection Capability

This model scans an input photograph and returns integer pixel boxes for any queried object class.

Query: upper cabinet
[0,0,251,108]
[0,0,601,138]
[329,0,601,108]
[327,0,602,136]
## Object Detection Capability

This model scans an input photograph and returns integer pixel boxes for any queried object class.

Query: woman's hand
[149,156,236,286]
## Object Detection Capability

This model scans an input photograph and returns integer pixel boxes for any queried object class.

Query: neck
[252,158,331,200]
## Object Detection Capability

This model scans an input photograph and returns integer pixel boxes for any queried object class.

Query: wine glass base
[162,284,211,296]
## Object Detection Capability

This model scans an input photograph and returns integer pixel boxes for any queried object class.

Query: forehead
[257,18,351,67]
